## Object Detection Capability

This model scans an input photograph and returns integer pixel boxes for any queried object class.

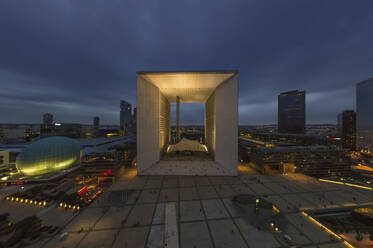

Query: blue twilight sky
[0,0,373,125]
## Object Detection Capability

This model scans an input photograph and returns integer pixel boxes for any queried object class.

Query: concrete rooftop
[2,166,373,248]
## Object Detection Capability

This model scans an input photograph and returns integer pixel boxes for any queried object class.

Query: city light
[0,8,371,247]
[203,145,208,152]
[319,179,373,190]
[301,212,355,248]
[272,205,280,213]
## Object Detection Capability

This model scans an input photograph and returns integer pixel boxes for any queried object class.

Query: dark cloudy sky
[1,1,373,125]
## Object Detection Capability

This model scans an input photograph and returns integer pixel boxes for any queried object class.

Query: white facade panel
[159,93,170,154]
[214,74,238,175]
[137,76,160,174]
[205,92,216,158]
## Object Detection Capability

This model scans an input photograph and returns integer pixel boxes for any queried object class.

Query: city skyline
[1,1,373,125]
[1,2,373,248]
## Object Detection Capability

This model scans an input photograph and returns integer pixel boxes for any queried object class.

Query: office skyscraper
[43,113,53,125]
[278,90,306,134]
[41,113,54,137]
[342,110,356,151]
[93,116,100,130]
[337,113,343,136]
[357,78,373,155]
[120,100,132,134]
[133,107,137,124]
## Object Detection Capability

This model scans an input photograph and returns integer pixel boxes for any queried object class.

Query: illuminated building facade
[0,150,9,174]
[0,149,21,176]
[137,71,238,176]
[278,90,306,134]
[357,78,373,155]
[342,110,356,151]
[16,136,81,176]
[250,146,349,177]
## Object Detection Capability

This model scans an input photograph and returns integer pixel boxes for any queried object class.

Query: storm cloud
[0,0,372,125]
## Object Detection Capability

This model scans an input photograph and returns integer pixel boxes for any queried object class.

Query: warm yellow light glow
[59,202,63,207]
[351,164,373,172]
[345,183,372,190]
[20,199,23,203]
[272,205,280,213]
[140,72,235,102]
[25,199,28,203]
[16,137,81,177]
[43,201,46,206]
[301,212,355,247]
[319,179,372,190]
[238,164,254,175]
[16,197,19,202]
[319,179,344,185]
[30,200,33,204]
[343,240,355,248]
[77,206,80,210]
[11,197,14,201]
[20,157,77,176]
[6,197,9,201]
[34,201,38,205]
[203,145,208,152]
[302,212,341,240]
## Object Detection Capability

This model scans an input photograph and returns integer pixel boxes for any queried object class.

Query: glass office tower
[357,78,373,155]
[120,100,132,134]
[278,90,306,134]
[342,110,356,151]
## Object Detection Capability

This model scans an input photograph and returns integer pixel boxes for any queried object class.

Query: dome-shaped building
[16,136,81,176]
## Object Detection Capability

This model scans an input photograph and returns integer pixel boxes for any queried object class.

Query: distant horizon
[0,122,339,126]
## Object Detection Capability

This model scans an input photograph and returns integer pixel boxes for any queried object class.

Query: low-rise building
[250,146,350,177]
[0,148,22,177]
[0,150,9,174]
[40,123,82,138]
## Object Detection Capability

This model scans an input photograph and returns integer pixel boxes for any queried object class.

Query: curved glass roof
[16,136,81,176]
